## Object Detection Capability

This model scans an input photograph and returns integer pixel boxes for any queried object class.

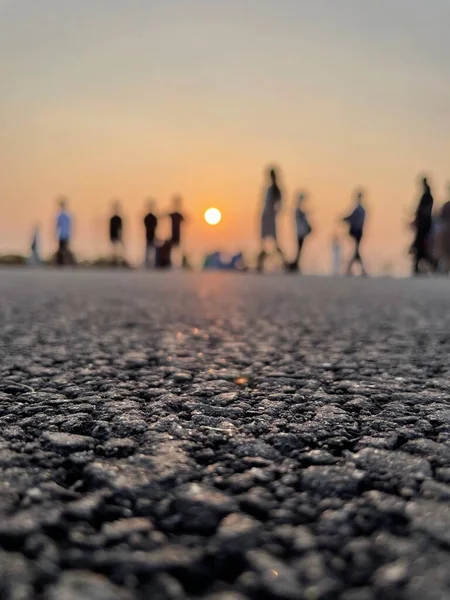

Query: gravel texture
[0,269,450,600]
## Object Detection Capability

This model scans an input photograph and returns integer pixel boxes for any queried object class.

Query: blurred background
[1,0,450,274]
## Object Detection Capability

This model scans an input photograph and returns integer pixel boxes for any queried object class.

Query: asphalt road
[1,269,450,600]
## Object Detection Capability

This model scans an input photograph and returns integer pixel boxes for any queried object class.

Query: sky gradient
[1,0,450,272]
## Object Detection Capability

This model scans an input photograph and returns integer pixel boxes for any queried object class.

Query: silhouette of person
[144,199,158,268]
[343,189,367,276]
[109,200,123,262]
[169,196,185,248]
[292,192,312,272]
[435,199,450,274]
[56,197,72,266]
[155,239,172,269]
[257,167,284,272]
[412,177,437,275]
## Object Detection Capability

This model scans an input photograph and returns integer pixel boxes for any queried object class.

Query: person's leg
[347,237,358,275]
[57,240,64,266]
[355,240,367,276]
[112,241,119,264]
[425,249,438,273]
[296,238,304,271]
[145,242,150,268]
[274,235,285,264]
[62,240,68,265]
[257,244,267,272]
[171,241,181,268]
[413,245,424,276]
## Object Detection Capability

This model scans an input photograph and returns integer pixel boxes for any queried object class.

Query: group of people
[410,178,450,275]
[28,167,450,276]
[257,167,367,275]
[108,196,186,268]
[53,196,186,267]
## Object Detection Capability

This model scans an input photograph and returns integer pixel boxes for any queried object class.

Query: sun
[204,207,222,226]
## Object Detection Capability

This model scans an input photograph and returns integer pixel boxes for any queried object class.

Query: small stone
[302,466,365,498]
[402,438,450,467]
[234,441,279,461]
[246,550,303,600]
[406,500,450,545]
[123,352,148,369]
[46,571,132,600]
[374,560,409,589]
[421,479,450,501]
[65,493,106,520]
[217,513,261,539]
[102,518,153,542]
[41,432,95,454]
[292,526,316,553]
[102,438,137,457]
[353,448,431,492]
[299,450,338,466]
[173,372,192,382]
[0,513,40,542]
[175,484,237,533]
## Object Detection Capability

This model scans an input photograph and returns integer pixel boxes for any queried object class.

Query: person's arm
[304,212,312,233]
[343,208,356,224]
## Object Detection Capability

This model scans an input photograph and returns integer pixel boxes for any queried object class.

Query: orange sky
[1,1,450,273]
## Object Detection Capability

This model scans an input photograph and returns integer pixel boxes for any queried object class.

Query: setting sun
[204,207,222,226]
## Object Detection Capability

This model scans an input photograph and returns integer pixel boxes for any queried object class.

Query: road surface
[0,269,449,599]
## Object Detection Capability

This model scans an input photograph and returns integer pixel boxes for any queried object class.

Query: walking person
[411,177,437,275]
[343,189,367,276]
[56,197,72,266]
[109,200,124,263]
[293,192,312,272]
[144,199,158,268]
[257,167,284,272]
[287,192,312,272]
[434,200,450,274]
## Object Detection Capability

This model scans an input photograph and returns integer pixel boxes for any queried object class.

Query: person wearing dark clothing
[169,196,185,247]
[291,192,312,272]
[109,200,124,263]
[435,200,450,274]
[144,199,158,267]
[412,177,437,275]
[109,215,122,243]
[155,240,172,269]
[343,189,367,276]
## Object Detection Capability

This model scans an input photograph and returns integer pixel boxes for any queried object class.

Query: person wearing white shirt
[56,197,72,266]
